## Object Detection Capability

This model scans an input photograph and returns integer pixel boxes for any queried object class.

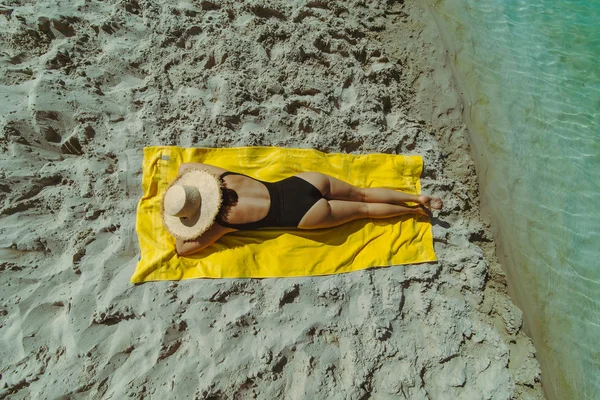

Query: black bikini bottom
[270,176,324,228]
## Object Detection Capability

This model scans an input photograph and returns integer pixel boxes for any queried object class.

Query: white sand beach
[0,1,545,398]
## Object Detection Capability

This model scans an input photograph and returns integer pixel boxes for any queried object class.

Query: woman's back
[219,173,270,225]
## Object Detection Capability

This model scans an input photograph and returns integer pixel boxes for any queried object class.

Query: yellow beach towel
[131,146,436,283]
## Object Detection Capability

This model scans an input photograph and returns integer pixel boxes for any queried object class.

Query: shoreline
[0,1,545,398]
[419,2,595,399]
[381,3,546,397]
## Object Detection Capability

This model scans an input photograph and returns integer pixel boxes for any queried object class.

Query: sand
[0,1,545,399]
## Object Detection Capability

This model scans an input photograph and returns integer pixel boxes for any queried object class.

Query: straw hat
[162,169,222,240]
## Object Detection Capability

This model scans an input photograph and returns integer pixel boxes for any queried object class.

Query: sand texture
[0,1,545,399]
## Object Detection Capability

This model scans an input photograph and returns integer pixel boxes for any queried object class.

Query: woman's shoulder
[178,162,228,177]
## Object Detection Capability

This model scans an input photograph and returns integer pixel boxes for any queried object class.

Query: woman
[163,162,443,256]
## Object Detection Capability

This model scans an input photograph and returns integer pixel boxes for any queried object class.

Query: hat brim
[162,169,222,241]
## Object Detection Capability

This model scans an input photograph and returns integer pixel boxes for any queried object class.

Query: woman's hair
[216,180,239,223]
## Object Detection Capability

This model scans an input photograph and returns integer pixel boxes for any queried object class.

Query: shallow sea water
[425,0,600,398]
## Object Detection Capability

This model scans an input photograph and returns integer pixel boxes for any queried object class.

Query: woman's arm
[176,223,237,256]
[175,162,233,256]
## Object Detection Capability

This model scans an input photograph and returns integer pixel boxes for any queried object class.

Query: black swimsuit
[216,172,324,230]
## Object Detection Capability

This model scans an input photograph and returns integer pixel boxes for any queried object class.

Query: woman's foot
[414,205,432,217]
[418,195,443,210]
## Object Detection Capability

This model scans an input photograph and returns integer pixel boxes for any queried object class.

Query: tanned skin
[175,163,442,256]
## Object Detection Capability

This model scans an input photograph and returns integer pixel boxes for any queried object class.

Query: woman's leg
[297,198,428,229]
[295,172,443,209]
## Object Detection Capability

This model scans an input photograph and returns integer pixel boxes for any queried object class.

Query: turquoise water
[426,0,600,398]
